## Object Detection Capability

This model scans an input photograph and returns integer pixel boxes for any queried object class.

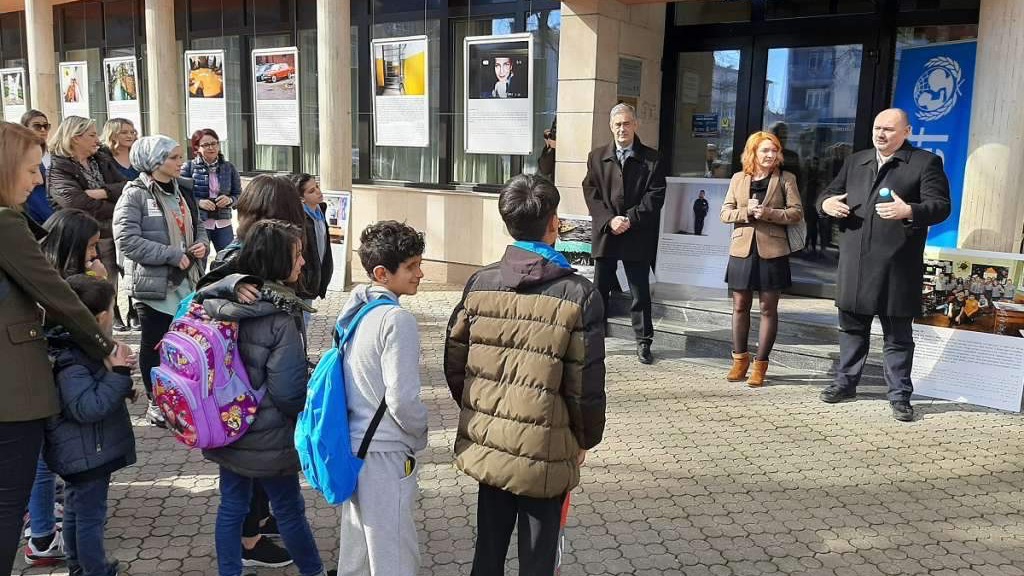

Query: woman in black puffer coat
[195,220,324,576]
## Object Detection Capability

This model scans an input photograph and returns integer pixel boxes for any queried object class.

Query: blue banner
[892,41,977,248]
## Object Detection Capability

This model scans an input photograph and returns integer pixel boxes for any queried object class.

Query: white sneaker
[24,530,65,567]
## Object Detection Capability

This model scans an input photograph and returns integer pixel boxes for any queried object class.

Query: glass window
[673,0,752,25]
[298,28,320,176]
[189,0,245,32]
[524,10,560,177]
[766,0,877,19]
[671,50,740,177]
[61,3,104,48]
[373,0,443,13]
[192,36,249,171]
[351,26,359,178]
[252,34,295,172]
[370,18,441,184]
[900,0,979,10]
[253,0,292,30]
[0,12,25,67]
[893,25,978,101]
[64,48,105,124]
[452,16,516,186]
[104,1,137,47]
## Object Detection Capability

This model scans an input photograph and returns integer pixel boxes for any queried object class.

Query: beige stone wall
[555,0,666,217]
[349,185,511,284]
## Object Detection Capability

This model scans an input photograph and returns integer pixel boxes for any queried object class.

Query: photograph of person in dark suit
[583,103,666,365]
[816,108,951,422]
[693,190,709,235]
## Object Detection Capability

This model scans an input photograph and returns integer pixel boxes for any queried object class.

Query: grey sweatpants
[337,451,420,576]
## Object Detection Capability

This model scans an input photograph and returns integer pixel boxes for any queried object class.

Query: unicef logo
[912,56,964,121]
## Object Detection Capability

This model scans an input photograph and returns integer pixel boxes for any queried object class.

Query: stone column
[25,0,57,121]
[958,0,1024,253]
[317,0,353,281]
[143,0,182,138]
[555,1,665,216]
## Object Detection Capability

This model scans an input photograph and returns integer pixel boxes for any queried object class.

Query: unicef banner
[893,41,977,248]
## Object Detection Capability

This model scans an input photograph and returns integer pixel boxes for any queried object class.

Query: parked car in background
[262,63,294,83]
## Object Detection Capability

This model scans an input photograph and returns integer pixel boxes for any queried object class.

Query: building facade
[0,0,1020,286]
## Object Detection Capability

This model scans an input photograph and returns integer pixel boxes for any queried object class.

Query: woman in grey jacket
[113,136,208,427]
[196,220,325,576]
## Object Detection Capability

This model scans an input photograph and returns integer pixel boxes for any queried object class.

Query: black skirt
[725,236,792,291]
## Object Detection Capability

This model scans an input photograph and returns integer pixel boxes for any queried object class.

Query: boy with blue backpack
[333,221,429,576]
[44,274,137,576]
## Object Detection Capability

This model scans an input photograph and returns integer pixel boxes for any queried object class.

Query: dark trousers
[135,303,174,398]
[470,484,565,576]
[206,225,236,254]
[242,481,270,538]
[594,258,654,344]
[835,311,915,401]
[65,474,116,576]
[694,214,706,235]
[0,419,45,574]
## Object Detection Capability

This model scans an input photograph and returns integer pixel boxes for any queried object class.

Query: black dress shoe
[890,400,915,422]
[637,342,653,364]
[820,384,856,403]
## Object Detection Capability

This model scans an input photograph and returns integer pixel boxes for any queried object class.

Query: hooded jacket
[44,330,137,480]
[335,285,429,454]
[444,245,607,498]
[198,275,312,478]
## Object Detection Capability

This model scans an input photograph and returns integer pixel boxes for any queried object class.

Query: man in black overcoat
[816,108,951,422]
[583,103,667,364]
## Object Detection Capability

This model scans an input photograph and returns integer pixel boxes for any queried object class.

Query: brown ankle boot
[747,359,769,387]
[726,352,751,382]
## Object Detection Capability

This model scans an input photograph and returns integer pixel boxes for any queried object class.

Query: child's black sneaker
[241,536,292,568]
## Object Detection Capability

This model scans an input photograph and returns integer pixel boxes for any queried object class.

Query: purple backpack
[152,301,264,449]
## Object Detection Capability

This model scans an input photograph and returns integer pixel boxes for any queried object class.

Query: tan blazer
[720,169,803,259]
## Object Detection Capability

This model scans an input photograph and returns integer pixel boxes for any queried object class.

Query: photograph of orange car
[253,53,296,101]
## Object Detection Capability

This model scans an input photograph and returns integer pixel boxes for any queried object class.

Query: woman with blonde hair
[48,116,128,328]
[0,121,121,574]
[99,118,140,181]
[720,131,803,386]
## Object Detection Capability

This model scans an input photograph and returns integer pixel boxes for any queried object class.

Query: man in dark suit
[816,108,951,422]
[692,190,709,235]
[583,103,667,364]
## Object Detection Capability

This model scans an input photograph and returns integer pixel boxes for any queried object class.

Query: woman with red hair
[720,131,803,386]
[182,128,241,253]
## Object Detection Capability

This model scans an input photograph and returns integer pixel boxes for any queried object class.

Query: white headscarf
[130,135,179,175]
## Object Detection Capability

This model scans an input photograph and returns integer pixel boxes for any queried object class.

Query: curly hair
[740,131,783,176]
[358,221,425,277]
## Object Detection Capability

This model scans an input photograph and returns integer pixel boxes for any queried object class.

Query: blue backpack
[295,297,397,505]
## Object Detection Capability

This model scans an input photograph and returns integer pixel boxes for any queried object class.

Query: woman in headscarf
[113,135,208,428]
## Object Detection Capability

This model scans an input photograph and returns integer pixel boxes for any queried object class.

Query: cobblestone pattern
[17,287,1024,576]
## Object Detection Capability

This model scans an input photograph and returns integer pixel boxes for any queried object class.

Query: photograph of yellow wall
[374,39,426,96]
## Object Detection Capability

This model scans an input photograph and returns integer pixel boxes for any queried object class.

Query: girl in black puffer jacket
[44,274,136,576]
[195,220,326,576]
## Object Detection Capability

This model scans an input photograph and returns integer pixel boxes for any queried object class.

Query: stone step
[606,294,887,378]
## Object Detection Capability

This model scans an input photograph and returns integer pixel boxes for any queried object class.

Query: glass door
[761,43,864,294]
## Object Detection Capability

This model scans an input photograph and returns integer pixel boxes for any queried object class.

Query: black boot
[113,305,128,332]
[127,301,141,331]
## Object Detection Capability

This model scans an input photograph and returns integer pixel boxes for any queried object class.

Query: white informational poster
[252,47,300,146]
[371,36,429,148]
[103,57,142,132]
[59,62,90,119]
[464,33,533,155]
[323,190,351,291]
[654,177,732,288]
[0,67,28,122]
[911,246,1024,412]
[185,50,228,140]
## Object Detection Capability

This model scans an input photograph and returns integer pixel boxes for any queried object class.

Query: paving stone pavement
[16,285,1024,576]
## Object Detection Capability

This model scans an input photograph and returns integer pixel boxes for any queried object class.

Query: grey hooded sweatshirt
[336,285,429,454]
